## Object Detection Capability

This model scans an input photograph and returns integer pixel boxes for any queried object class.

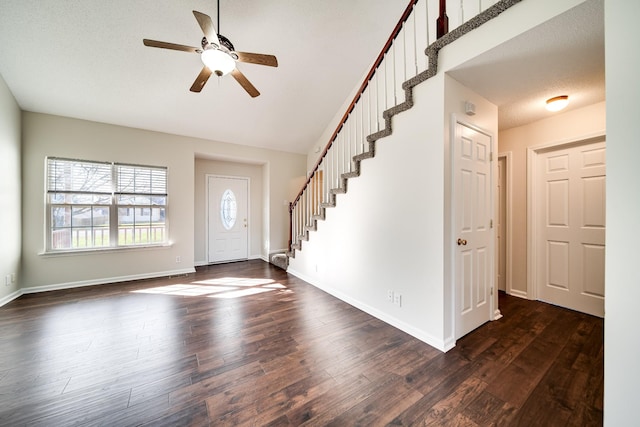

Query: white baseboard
[269,248,289,254]
[287,267,451,353]
[0,289,23,308]
[508,289,529,299]
[195,255,266,266]
[19,267,196,296]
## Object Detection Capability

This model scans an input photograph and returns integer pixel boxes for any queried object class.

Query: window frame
[45,157,168,253]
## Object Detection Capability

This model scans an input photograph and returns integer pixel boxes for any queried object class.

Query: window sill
[38,242,173,257]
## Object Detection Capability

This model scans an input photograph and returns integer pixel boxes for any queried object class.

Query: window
[46,157,167,251]
[220,189,237,230]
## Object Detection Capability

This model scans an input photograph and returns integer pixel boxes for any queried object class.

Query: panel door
[536,139,606,317]
[454,122,493,339]
[208,176,249,263]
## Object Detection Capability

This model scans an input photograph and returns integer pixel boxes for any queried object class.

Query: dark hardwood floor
[0,260,603,426]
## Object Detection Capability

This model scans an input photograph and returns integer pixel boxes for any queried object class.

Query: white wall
[20,112,306,293]
[289,74,449,349]
[604,0,640,425]
[499,101,606,298]
[305,66,372,172]
[194,158,264,264]
[0,73,21,305]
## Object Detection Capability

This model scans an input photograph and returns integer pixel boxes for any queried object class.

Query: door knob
[457,238,467,246]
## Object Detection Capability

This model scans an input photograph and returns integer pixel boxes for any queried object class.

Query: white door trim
[206,174,251,264]
[526,131,606,300]
[498,152,518,298]
[450,114,498,339]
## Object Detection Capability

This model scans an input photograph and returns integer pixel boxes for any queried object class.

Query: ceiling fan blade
[231,68,260,98]
[143,39,200,53]
[236,52,278,67]
[193,10,220,46]
[190,67,213,92]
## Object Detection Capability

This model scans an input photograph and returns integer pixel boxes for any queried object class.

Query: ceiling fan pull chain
[217,0,220,34]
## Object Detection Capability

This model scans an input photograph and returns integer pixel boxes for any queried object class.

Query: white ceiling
[0,0,604,155]
[0,0,409,154]
[448,0,604,130]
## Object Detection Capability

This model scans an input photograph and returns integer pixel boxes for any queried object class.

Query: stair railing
[288,0,496,254]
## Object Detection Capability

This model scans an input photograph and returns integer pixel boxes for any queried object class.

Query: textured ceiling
[0,0,605,154]
[448,0,604,131]
[0,0,409,154]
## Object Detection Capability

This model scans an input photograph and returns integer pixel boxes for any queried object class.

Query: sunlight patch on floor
[132,277,289,299]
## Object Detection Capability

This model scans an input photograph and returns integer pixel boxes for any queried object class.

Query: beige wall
[22,113,197,290]
[191,146,306,256]
[20,112,306,291]
[498,101,606,297]
[194,158,264,264]
[0,73,21,304]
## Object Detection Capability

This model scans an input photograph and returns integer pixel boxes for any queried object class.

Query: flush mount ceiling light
[546,95,569,112]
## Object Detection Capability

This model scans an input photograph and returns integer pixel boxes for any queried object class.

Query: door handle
[457,238,467,246]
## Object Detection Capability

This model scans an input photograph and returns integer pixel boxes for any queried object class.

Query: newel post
[437,0,449,38]
[288,202,293,253]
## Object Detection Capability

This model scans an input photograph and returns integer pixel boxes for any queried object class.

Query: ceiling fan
[143,7,278,97]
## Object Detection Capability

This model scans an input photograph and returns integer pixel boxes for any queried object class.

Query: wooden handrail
[291,0,420,207]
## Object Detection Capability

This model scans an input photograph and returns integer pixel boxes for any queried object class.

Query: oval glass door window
[220,189,237,230]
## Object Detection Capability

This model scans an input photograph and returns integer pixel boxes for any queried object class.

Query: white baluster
[334,133,340,185]
[375,72,381,131]
[428,0,437,46]
[363,85,370,143]
[355,101,362,155]
[402,6,417,78]
[345,119,351,171]
[414,0,429,73]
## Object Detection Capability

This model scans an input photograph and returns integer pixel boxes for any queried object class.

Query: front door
[535,138,606,317]
[208,176,249,263]
[453,121,494,339]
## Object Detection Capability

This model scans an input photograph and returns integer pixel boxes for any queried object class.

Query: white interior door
[454,121,494,339]
[536,139,606,317]
[208,176,248,263]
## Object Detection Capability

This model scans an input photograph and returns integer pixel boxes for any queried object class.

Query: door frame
[206,174,251,264]
[497,152,515,298]
[450,115,499,340]
[526,131,606,300]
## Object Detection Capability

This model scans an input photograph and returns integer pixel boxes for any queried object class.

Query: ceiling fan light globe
[201,49,236,76]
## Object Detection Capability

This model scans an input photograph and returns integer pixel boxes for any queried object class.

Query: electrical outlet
[387,290,394,302]
[11,273,15,283]
[5,275,10,286]
[394,293,402,307]
[175,256,181,263]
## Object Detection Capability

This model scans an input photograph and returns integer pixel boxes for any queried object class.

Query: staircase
[273,0,522,270]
